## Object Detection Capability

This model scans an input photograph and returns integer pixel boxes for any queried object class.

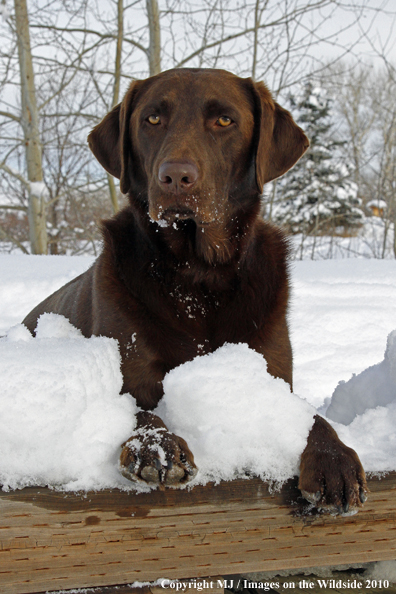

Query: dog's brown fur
[24,68,367,508]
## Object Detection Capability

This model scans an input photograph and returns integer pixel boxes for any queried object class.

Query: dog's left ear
[87,80,143,194]
[253,81,309,191]
[88,104,122,179]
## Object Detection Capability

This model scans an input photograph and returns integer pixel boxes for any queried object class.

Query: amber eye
[148,114,160,125]
[216,116,232,127]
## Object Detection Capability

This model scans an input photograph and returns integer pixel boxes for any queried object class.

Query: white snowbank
[0,314,137,491]
[334,403,396,473]
[326,329,396,473]
[157,343,316,485]
[327,330,396,424]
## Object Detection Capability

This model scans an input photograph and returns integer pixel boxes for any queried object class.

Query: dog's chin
[195,221,234,265]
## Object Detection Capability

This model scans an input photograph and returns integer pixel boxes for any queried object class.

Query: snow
[0,313,137,491]
[326,330,396,425]
[0,254,94,335]
[367,199,387,210]
[322,330,396,473]
[0,253,395,491]
[290,259,396,408]
[157,343,315,485]
[29,181,49,199]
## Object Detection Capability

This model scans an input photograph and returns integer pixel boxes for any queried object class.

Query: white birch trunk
[14,0,47,254]
[147,0,161,76]
[107,0,124,213]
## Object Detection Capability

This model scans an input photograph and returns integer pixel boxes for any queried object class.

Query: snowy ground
[288,258,396,408]
[0,253,395,491]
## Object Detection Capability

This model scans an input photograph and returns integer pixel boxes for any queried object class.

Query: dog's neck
[131,192,261,264]
[102,196,262,292]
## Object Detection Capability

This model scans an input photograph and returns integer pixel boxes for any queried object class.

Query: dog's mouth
[158,207,214,227]
[162,207,195,221]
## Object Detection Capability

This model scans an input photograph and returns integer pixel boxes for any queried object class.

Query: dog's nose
[158,161,199,193]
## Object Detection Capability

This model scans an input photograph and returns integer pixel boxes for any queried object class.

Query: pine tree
[271,82,364,236]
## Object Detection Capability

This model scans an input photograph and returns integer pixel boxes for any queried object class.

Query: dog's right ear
[87,80,142,194]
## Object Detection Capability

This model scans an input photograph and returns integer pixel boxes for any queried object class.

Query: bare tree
[147,0,161,75]
[13,0,47,253]
[107,0,124,214]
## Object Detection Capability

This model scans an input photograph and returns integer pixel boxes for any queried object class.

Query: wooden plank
[0,473,395,594]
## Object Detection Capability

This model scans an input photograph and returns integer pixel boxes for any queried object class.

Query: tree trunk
[251,0,260,80]
[14,0,48,254]
[147,0,161,76]
[107,0,124,214]
[112,0,123,108]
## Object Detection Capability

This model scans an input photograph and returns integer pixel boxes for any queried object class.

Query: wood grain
[0,473,395,594]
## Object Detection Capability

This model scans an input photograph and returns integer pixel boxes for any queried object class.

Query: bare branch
[0,110,20,122]
[29,23,147,55]
[0,162,30,188]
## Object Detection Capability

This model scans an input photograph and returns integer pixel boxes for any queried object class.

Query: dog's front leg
[299,415,368,513]
[120,411,197,488]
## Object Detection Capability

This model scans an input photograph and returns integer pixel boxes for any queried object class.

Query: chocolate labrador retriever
[24,68,367,511]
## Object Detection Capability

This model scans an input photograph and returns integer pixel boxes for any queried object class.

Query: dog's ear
[87,80,142,194]
[88,104,122,179]
[253,81,309,191]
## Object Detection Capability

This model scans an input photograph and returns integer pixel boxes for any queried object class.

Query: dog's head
[89,68,308,260]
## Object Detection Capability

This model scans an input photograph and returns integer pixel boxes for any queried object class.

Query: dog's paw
[120,426,197,488]
[299,415,368,514]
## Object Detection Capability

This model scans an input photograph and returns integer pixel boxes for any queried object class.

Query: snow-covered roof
[367,199,387,209]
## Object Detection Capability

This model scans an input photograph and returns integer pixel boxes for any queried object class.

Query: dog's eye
[216,116,232,127]
[148,115,161,125]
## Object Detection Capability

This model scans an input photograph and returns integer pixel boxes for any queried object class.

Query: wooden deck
[1,472,396,594]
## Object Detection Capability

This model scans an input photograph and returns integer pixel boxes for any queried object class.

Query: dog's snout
[158,161,199,194]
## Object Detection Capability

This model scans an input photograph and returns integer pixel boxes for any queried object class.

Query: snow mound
[334,402,396,472]
[327,330,396,425]
[156,343,316,485]
[0,313,137,491]
[324,329,396,472]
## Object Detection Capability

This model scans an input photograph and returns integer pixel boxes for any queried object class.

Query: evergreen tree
[271,82,365,236]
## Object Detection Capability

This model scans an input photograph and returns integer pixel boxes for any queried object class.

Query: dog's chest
[168,283,217,322]
[160,278,262,357]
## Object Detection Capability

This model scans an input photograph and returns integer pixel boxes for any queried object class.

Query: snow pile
[334,402,396,473]
[327,330,396,424]
[157,343,316,485]
[325,330,396,472]
[0,314,137,491]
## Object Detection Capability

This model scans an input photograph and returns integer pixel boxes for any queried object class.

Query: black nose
[158,161,199,193]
